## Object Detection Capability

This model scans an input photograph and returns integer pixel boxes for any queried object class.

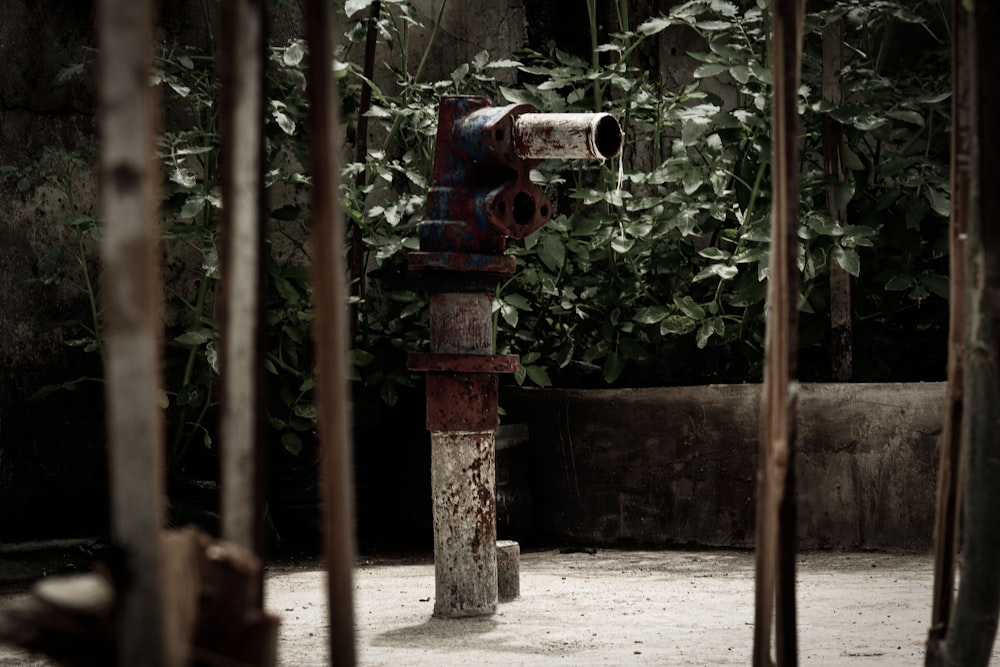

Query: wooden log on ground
[0,528,279,667]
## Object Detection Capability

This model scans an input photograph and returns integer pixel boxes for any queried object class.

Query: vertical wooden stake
[942,1,1000,665]
[304,2,358,665]
[754,1,804,665]
[822,20,852,382]
[925,2,969,662]
[219,0,267,576]
[97,0,167,664]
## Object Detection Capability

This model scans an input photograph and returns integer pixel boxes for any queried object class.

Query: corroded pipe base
[430,430,498,618]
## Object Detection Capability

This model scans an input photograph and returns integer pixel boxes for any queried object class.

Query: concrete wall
[502,383,943,551]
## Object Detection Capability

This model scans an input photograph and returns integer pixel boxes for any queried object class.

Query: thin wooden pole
[96,0,167,664]
[822,20,852,382]
[219,0,267,573]
[304,1,357,665]
[925,2,969,662]
[942,0,1000,664]
[754,1,804,665]
[348,0,381,344]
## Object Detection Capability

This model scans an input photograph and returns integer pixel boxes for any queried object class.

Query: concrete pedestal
[430,431,498,617]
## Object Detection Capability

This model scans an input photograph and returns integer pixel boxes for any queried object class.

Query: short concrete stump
[497,540,520,602]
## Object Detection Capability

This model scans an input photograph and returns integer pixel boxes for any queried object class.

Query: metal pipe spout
[513,112,623,161]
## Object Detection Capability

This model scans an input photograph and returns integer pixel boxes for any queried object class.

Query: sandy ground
[2,548,996,666]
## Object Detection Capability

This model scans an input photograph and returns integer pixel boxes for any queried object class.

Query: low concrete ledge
[502,383,944,551]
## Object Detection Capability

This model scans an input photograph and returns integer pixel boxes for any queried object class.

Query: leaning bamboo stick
[822,21,852,382]
[96,0,167,664]
[304,2,358,665]
[925,2,969,662]
[941,1,1000,665]
[753,1,804,665]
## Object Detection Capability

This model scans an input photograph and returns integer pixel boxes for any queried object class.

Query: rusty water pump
[407,96,622,618]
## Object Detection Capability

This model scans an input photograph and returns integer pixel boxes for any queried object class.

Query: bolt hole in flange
[512,192,535,226]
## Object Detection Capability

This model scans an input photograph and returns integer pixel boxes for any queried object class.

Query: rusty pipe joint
[419,97,624,245]
[484,108,622,239]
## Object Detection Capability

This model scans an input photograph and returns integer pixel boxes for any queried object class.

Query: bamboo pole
[348,0,381,344]
[304,1,357,665]
[218,0,267,575]
[96,0,167,664]
[941,0,1000,664]
[925,2,969,662]
[753,0,804,665]
[822,21,852,382]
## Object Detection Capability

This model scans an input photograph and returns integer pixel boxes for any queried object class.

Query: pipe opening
[512,192,535,226]
[594,115,624,159]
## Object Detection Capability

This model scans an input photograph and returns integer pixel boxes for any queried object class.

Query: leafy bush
[493,0,951,386]
[8,0,951,471]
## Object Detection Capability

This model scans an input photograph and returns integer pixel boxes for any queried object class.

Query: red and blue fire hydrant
[408,96,622,617]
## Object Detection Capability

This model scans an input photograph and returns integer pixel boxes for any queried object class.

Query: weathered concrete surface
[502,383,943,551]
[430,431,498,618]
[5,548,990,666]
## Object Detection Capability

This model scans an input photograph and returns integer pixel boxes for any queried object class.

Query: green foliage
[493,0,951,386]
[10,0,952,470]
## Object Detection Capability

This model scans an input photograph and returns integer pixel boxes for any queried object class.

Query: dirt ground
[1,547,996,666]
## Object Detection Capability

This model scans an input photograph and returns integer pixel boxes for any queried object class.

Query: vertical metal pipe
[429,291,498,617]
[96,0,167,664]
[754,0,803,665]
[304,1,357,664]
[219,0,266,573]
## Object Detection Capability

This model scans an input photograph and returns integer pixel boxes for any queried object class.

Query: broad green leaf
[698,247,731,261]
[885,274,913,291]
[501,304,518,327]
[693,264,738,282]
[674,295,705,320]
[925,188,950,217]
[920,273,950,299]
[538,233,566,271]
[637,17,672,35]
[345,0,377,17]
[283,42,305,67]
[274,110,295,135]
[694,63,728,78]
[834,181,855,212]
[844,146,865,171]
[634,306,670,324]
[611,232,634,254]
[525,365,552,388]
[602,352,624,384]
[175,329,211,346]
[887,109,924,127]
[281,431,303,456]
[660,315,694,335]
[696,322,714,349]
[832,246,861,277]
[504,293,533,311]
[350,349,376,367]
